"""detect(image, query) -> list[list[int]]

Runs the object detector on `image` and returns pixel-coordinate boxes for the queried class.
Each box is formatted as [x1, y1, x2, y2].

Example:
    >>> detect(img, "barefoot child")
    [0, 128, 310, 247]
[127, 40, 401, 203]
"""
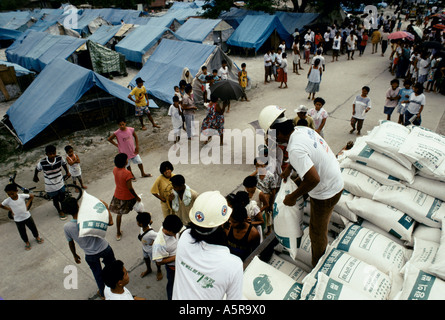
[350, 86, 372, 136]
[278, 53, 288, 89]
[238, 63, 249, 101]
[64, 145, 87, 189]
[383, 79, 400, 121]
[168, 96, 183, 145]
[136, 212, 163, 280]
[1, 184, 43, 250]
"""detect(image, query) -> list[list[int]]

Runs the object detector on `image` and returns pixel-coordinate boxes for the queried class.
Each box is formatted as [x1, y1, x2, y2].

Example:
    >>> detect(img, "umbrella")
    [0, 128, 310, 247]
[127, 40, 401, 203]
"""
[421, 41, 444, 50]
[411, 26, 423, 38]
[388, 31, 415, 41]
[210, 79, 244, 101]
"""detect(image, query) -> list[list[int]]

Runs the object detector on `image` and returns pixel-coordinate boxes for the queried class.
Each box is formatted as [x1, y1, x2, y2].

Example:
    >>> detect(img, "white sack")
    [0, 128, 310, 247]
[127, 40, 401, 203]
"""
[78, 191, 110, 238]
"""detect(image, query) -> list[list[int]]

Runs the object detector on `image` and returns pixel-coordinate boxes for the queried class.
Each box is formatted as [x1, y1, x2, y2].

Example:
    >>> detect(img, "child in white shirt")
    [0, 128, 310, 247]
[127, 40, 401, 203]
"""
[1, 184, 43, 250]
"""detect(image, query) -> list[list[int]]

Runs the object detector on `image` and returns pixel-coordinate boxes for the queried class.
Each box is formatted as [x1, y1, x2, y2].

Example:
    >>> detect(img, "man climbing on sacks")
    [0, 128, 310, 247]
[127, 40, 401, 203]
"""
[258, 105, 344, 267]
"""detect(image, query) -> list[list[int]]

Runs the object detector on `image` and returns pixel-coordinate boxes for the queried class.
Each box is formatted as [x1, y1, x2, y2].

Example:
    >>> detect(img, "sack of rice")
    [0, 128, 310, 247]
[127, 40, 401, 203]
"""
[358, 219, 407, 247]
[398, 126, 445, 180]
[273, 179, 305, 259]
[267, 253, 308, 283]
[344, 137, 416, 183]
[405, 175, 445, 202]
[394, 263, 445, 300]
[243, 256, 303, 300]
[346, 197, 415, 242]
[365, 120, 413, 169]
[312, 272, 377, 300]
[412, 224, 441, 244]
[332, 223, 411, 275]
[340, 167, 381, 199]
[372, 185, 444, 228]
[339, 158, 404, 187]
[334, 190, 358, 223]
[78, 191, 110, 238]
[301, 246, 393, 300]
[427, 219, 445, 280]
[407, 238, 439, 271]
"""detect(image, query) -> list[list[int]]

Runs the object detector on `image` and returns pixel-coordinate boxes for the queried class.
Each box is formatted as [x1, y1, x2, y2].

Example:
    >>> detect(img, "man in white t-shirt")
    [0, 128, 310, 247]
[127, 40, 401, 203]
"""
[173, 191, 243, 300]
[259, 106, 343, 267]
[217, 60, 229, 80]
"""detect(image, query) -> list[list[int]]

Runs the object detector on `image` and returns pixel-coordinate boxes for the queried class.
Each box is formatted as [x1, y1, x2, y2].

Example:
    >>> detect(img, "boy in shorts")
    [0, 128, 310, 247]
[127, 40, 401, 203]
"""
[33, 145, 71, 220]
[64, 145, 87, 189]
[108, 118, 152, 179]
[128, 77, 160, 130]
[350, 86, 371, 136]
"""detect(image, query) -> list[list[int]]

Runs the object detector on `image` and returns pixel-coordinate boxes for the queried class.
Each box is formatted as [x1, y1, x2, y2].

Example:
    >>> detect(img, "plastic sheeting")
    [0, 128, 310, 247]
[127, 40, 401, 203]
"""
[129, 39, 238, 105]
[0, 60, 35, 77]
[226, 14, 291, 51]
[175, 18, 226, 44]
[5, 30, 86, 72]
[115, 25, 183, 63]
[6, 59, 157, 145]
[87, 24, 122, 45]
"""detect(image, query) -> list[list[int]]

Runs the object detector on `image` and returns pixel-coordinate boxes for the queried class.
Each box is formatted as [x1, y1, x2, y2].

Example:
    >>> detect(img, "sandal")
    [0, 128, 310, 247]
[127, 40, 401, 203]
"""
[36, 237, 44, 244]
[25, 243, 31, 251]
[116, 232, 123, 241]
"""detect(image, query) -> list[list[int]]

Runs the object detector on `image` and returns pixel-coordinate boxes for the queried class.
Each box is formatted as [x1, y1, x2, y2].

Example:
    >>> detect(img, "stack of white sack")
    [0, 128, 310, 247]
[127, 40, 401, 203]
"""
[338, 122, 445, 245]
[394, 219, 445, 300]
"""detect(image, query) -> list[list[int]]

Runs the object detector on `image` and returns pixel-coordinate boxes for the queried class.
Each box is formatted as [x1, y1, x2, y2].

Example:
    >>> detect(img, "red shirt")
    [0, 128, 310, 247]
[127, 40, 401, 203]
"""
[113, 167, 134, 200]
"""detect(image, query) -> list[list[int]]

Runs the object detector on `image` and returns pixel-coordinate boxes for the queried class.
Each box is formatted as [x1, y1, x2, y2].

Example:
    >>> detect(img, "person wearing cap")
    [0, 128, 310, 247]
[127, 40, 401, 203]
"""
[128, 77, 160, 131]
[258, 105, 343, 267]
[172, 191, 243, 300]
[293, 105, 315, 129]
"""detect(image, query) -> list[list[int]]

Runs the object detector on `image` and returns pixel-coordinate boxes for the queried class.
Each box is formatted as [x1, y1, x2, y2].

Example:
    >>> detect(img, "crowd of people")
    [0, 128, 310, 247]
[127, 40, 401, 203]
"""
[1, 2, 444, 301]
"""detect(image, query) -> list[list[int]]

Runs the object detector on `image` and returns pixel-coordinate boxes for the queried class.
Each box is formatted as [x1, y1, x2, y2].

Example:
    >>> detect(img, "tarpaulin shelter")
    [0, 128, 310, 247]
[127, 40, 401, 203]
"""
[115, 24, 183, 64]
[4, 59, 158, 146]
[226, 14, 292, 52]
[175, 18, 234, 45]
[0, 28, 23, 41]
[274, 11, 319, 34]
[129, 38, 238, 106]
[5, 30, 86, 72]
[87, 24, 122, 46]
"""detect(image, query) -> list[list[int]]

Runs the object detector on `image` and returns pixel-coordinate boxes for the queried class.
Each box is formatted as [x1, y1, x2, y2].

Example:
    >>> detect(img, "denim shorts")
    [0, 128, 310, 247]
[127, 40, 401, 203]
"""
[47, 186, 65, 199]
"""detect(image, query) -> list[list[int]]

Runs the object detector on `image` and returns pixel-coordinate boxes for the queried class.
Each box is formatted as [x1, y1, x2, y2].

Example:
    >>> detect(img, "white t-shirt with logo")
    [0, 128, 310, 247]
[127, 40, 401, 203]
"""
[352, 95, 372, 120]
[172, 229, 243, 300]
[2, 194, 31, 222]
[287, 126, 344, 200]
[104, 286, 134, 300]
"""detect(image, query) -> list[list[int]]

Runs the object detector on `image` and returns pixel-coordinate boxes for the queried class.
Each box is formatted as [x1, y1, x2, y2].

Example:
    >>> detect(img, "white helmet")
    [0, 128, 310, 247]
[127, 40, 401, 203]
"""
[258, 105, 287, 132]
[189, 191, 232, 228]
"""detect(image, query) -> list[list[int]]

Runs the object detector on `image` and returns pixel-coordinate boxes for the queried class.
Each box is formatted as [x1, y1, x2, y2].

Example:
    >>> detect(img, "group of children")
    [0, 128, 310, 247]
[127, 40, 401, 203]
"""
[264, 45, 289, 88]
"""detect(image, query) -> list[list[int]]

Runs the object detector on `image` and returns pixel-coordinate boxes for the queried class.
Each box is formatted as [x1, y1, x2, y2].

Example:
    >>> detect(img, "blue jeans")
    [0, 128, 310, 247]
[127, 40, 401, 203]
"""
[85, 245, 116, 297]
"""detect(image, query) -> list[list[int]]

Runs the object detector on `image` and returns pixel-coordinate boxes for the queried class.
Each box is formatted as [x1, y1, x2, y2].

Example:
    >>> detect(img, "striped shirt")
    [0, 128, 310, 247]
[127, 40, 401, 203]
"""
[36, 156, 66, 192]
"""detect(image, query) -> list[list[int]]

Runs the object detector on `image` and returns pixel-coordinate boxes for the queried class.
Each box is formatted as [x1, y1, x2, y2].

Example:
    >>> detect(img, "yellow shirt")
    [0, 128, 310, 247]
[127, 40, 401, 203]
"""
[130, 86, 147, 107]
[151, 174, 174, 209]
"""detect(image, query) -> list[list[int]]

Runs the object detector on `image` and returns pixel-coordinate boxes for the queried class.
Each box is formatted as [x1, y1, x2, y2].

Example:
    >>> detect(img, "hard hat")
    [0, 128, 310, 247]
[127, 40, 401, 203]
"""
[258, 105, 287, 132]
[189, 191, 232, 228]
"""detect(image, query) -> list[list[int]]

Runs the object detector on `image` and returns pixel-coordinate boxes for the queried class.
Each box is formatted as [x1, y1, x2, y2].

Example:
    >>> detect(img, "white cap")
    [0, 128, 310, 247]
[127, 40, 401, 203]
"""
[295, 105, 308, 113]
[189, 191, 232, 228]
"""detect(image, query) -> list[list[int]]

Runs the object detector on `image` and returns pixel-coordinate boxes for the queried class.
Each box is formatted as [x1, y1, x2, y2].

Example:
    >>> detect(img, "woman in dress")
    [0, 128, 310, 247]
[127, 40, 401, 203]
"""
[201, 94, 225, 145]
[305, 58, 322, 100]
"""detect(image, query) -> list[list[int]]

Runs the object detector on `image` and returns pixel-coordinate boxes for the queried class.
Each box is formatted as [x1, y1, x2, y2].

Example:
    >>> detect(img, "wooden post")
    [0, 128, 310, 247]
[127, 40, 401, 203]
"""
[0, 76, 10, 101]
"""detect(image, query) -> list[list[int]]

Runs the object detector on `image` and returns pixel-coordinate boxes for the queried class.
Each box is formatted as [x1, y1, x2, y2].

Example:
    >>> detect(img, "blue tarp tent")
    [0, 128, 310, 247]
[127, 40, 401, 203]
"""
[5, 30, 86, 72]
[5, 59, 158, 145]
[175, 18, 223, 44]
[0, 27, 23, 40]
[129, 38, 238, 105]
[226, 14, 292, 52]
[87, 24, 122, 45]
[274, 11, 319, 34]
[115, 24, 183, 63]
[218, 7, 265, 29]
